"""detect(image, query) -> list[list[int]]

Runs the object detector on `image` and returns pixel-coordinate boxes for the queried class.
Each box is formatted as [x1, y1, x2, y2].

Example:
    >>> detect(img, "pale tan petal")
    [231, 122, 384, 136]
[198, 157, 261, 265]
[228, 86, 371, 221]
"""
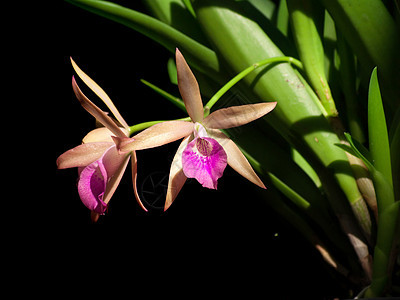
[210, 129, 266, 189]
[131, 152, 148, 211]
[176, 48, 204, 122]
[70, 57, 129, 130]
[83, 127, 129, 144]
[102, 147, 131, 205]
[114, 121, 194, 153]
[203, 102, 277, 130]
[164, 136, 191, 211]
[72, 77, 127, 138]
[56, 142, 114, 169]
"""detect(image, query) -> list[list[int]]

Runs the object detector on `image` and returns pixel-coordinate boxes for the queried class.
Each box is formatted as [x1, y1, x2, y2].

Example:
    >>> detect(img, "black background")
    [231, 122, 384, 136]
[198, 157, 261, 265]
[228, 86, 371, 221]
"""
[55, 2, 351, 298]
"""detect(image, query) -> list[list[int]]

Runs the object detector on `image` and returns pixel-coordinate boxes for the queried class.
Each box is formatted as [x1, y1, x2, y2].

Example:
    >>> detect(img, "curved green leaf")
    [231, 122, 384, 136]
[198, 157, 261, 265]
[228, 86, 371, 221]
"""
[65, 0, 224, 82]
[142, 0, 209, 46]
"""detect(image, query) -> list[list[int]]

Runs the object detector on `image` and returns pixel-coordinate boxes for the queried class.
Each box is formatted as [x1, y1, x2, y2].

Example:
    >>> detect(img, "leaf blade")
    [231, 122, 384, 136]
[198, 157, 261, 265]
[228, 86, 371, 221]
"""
[65, 0, 224, 82]
[368, 67, 393, 187]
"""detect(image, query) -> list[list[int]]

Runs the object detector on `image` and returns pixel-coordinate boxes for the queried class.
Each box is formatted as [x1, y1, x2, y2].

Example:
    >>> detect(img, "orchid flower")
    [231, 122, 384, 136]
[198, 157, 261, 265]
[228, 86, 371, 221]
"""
[56, 58, 146, 221]
[114, 49, 276, 210]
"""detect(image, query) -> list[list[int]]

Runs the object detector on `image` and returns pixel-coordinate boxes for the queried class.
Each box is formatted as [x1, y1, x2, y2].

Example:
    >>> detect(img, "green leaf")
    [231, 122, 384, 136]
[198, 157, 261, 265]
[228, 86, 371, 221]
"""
[167, 58, 178, 85]
[276, 0, 290, 36]
[182, 0, 196, 18]
[336, 30, 366, 144]
[287, 0, 337, 116]
[246, 0, 277, 21]
[142, 0, 209, 45]
[319, 0, 400, 113]
[364, 68, 397, 298]
[65, 0, 224, 82]
[368, 67, 393, 187]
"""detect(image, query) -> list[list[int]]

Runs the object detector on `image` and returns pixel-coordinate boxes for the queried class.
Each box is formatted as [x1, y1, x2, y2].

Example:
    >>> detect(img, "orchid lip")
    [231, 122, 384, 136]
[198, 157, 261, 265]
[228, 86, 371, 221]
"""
[78, 159, 108, 214]
[196, 138, 212, 156]
[182, 136, 227, 189]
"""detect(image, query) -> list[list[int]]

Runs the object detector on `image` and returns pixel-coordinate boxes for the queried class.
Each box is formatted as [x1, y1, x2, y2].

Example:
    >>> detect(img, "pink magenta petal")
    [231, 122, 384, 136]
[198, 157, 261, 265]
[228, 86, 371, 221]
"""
[182, 137, 227, 189]
[78, 159, 108, 214]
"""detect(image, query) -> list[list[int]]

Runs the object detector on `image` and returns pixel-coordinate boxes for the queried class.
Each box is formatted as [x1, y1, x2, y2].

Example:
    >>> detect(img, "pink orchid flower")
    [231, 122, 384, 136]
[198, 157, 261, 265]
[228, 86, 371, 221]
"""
[57, 58, 146, 221]
[114, 49, 276, 211]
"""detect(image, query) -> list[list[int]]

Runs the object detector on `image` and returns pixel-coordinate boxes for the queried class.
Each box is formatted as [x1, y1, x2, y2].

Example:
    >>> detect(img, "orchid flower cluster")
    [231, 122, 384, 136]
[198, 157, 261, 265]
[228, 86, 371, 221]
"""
[57, 49, 276, 221]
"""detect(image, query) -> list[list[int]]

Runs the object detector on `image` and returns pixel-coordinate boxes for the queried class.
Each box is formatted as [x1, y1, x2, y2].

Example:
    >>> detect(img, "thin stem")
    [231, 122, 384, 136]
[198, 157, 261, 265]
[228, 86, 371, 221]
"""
[141, 79, 186, 112]
[204, 56, 303, 110]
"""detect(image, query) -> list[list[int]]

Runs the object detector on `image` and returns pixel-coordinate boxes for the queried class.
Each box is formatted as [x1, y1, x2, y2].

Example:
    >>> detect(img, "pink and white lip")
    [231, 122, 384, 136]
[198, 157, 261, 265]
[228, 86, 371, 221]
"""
[182, 123, 227, 190]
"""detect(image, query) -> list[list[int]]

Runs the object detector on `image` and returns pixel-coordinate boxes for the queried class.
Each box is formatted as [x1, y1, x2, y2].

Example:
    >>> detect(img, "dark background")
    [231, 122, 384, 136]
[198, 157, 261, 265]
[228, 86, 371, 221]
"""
[56, 2, 351, 298]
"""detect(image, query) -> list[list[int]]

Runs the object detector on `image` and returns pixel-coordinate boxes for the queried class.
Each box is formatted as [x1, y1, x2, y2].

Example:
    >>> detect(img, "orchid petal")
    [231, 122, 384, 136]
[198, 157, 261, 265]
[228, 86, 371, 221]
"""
[72, 76, 127, 138]
[131, 151, 148, 211]
[176, 48, 204, 122]
[165, 136, 190, 211]
[114, 121, 194, 152]
[78, 158, 108, 214]
[182, 137, 227, 189]
[83, 127, 129, 144]
[56, 142, 114, 169]
[102, 146, 131, 205]
[203, 102, 277, 130]
[71, 57, 129, 130]
[210, 129, 266, 189]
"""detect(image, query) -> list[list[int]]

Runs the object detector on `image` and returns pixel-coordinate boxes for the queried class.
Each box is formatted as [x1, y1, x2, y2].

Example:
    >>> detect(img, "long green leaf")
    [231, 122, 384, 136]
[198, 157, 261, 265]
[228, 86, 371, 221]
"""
[167, 58, 178, 85]
[65, 0, 224, 83]
[141, 0, 209, 46]
[319, 0, 400, 113]
[276, 0, 290, 36]
[336, 30, 366, 144]
[368, 67, 393, 191]
[318, 0, 399, 78]
[365, 68, 397, 297]
[287, 0, 337, 116]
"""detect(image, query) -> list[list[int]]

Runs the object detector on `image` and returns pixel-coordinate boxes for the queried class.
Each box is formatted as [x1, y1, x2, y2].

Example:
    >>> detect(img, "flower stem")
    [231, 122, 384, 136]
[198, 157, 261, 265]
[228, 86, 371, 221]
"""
[204, 56, 303, 110]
